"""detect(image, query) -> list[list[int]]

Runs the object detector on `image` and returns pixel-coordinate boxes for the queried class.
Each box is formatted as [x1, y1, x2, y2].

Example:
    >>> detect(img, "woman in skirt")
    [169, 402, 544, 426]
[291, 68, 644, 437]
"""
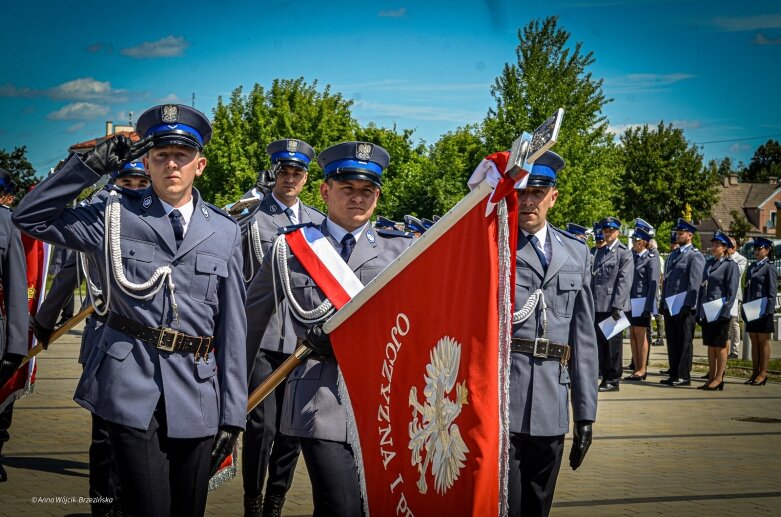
[742, 237, 777, 386]
[696, 231, 739, 391]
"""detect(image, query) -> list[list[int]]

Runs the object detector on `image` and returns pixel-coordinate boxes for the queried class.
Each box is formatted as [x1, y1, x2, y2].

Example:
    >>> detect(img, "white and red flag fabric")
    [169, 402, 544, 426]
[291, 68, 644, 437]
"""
[325, 151, 523, 516]
[0, 235, 51, 411]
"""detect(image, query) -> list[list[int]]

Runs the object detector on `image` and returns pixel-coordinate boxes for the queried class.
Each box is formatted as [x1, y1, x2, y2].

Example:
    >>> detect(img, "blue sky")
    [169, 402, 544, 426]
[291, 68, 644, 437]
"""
[1, 0, 779, 177]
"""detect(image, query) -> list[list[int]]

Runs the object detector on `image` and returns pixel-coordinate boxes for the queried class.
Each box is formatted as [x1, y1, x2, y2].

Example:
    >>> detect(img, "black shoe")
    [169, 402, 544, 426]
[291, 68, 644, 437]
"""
[751, 376, 768, 386]
[262, 494, 285, 517]
[728, 353, 738, 359]
[659, 369, 670, 375]
[0, 460, 6, 482]
[624, 373, 647, 381]
[652, 339, 664, 346]
[659, 378, 673, 385]
[244, 495, 262, 517]
[670, 378, 691, 387]
[698, 372, 710, 379]
[702, 381, 725, 391]
[599, 383, 619, 392]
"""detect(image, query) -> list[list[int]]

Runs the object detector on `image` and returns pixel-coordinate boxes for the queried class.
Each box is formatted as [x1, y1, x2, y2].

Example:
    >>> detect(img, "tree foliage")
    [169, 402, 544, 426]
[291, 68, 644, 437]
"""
[483, 16, 618, 228]
[729, 209, 751, 246]
[428, 125, 487, 216]
[0, 146, 37, 205]
[744, 139, 781, 183]
[617, 122, 719, 228]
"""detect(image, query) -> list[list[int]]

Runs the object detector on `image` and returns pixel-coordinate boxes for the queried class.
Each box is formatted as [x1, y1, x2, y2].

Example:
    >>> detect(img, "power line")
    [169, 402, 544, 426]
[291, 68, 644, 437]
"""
[694, 133, 781, 145]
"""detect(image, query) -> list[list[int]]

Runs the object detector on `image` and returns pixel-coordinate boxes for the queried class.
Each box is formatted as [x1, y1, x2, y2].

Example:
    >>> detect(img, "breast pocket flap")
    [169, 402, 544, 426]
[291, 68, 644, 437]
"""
[195, 253, 229, 277]
[558, 272, 582, 291]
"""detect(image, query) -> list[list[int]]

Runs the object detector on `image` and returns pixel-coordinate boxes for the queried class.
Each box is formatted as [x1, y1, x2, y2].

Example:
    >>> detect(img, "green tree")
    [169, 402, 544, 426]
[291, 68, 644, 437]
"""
[428, 125, 487, 215]
[200, 78, 358, 208]
[617, 122, 718, 228]
[744, 139, 781, 183]
[483, 16, 619, 227]
[729, 209, 751, 246]
[0, 146, 37, 205]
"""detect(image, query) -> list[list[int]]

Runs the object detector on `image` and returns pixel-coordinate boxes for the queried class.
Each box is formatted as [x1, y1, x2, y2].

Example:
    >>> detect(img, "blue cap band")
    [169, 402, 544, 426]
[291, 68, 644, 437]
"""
[324, 159, 383, 177]
[0, 178, 8, 189]
[530, 163, 556, 180]
[271, 151, 311, 165]
[146, 123, 204, 145]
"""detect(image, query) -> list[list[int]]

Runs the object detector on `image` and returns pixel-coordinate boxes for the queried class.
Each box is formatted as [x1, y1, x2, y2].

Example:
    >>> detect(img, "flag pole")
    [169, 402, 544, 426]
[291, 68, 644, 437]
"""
[246, 344, 312, 413]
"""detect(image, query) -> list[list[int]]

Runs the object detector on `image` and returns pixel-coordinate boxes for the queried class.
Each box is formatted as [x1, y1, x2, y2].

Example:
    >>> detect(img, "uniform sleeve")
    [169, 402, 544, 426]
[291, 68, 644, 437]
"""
[767, 265, 778, 316]
[646, 256, 660, 314]
[612, 247, 634, 311]
[720, 262, 739, 320]
[214, 223, 248, 430]
[684, 253, 706, 309]
[11, 153, 104, 252]
[35, 247, 80, 329]
[3, 223, 29, 356]
[569, 245, 598, 424]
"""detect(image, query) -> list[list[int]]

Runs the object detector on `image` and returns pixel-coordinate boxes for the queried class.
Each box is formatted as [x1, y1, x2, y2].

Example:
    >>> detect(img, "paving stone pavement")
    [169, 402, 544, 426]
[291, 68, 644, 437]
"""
[1, 323, 779, 516]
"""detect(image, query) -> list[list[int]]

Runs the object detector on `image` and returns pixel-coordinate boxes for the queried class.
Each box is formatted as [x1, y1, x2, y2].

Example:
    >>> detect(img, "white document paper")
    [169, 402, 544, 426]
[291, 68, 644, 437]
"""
[730, 299, 739, 318]
[630, 297, 647, 317]
[665, 292, 687, 316]
[702, 297, 725, 323]
[598, 312, 631, 339]
[742, 298, 768, 322]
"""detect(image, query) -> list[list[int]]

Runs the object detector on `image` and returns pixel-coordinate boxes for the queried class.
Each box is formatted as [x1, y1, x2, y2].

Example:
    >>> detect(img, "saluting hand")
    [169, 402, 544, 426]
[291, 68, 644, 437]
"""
[81, 135, 154, 175]
[569, 420, 593, 470]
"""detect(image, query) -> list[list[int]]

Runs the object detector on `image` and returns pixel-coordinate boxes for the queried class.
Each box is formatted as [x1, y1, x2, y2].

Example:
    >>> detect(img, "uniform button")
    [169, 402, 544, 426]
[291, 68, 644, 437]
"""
[570, 281, 575, 287]
[129, 249, 135, 256]
[213, 265, 217, 271]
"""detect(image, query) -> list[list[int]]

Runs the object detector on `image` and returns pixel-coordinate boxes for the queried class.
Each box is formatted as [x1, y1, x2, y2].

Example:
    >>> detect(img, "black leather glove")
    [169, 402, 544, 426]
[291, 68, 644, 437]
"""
[0, 353, 25, 386]
[679, 306, 691, 317]
[255, 168, 277, 195]
[209, 425, 241, 477]
[81, 135, 153, 175]
[569, 420, 593, 471]
[31, 316, 54, 350]
[611, 309, 622, 321]
[305, 325, 333, 356]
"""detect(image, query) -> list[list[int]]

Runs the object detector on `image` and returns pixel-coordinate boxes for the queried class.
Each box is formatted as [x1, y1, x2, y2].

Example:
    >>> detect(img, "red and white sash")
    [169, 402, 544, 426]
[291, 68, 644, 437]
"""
[284, 226, 363, 308]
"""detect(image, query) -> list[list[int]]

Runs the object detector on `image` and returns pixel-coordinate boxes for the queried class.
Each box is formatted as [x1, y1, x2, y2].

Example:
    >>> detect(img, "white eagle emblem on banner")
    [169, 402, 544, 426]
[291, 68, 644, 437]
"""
[408, 336, 469, 495]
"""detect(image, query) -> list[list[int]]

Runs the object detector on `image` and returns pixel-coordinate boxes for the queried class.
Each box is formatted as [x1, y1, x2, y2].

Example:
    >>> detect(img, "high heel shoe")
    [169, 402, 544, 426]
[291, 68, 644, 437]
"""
[751, 376, 768, 386]
[701, 381, 724, 391]
[744, 375, 757, 385]
[624, 373, 647, 381]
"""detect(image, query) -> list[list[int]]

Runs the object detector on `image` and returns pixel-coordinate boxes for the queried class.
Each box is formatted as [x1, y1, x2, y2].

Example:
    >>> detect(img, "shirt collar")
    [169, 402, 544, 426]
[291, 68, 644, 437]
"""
[326, 218, 369, 245]
[271, 192, 300, 217]
[159, 196, 194, 224]
[679, 243, 692, 253]
[522, 225, 548, 249]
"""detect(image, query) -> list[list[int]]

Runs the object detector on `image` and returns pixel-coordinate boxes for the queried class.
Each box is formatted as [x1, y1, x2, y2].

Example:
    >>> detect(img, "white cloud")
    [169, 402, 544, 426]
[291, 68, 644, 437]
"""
[707, 14, 781, 32]
[753, 32, 781, 45]
[336, 79, 488, 93]
[378, 7, 407, 17]
[730, 143, 752, 154]
[67, 122, 86, 133]
[608, 123, 645, 136]
[671, 119, 702, 130]
[121, 36, 190, 58]
[352, 100, 483, 123]
[157, 93, 181, 103]
[49, 77, 127, 102]
[605, 73, 696, 94]
[47, 102, 109, 121]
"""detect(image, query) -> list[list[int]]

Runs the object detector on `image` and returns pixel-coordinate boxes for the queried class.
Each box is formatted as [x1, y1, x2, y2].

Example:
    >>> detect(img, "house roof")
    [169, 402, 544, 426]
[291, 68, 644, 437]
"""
[69, 131, 140, 151]
[704, 182, 781, 233]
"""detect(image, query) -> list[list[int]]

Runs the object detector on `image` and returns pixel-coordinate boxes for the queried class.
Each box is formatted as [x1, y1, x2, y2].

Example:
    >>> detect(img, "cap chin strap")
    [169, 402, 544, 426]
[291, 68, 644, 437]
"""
[102, 190, 180, 322]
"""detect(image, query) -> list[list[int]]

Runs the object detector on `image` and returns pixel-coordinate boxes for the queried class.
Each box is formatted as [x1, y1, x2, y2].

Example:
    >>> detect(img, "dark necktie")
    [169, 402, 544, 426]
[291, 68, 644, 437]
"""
[340, 233, 356, 263]
[528, 234, 547, 271]
[169, 209, 184, 249]
[284, 207, 297, 225]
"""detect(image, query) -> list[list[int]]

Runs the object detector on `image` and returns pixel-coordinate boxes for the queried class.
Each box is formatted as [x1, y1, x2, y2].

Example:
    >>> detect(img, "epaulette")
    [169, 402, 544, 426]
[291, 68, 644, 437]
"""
[649, 251, 656, 258]
[376, 228, 414, 239]
[305, 204, 326, 218]
[617, 241, 628, 249]
[552, 225, 584, 244]
[277, 222, 317, 235]
[203, 201, 236, 222]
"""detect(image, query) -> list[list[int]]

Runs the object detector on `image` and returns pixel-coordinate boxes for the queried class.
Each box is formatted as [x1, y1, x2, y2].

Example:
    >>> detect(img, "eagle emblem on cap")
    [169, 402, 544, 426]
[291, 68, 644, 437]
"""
[286, 140, 299, 153]
[356, 143, 373, 161]
[161, 105, 179, 123]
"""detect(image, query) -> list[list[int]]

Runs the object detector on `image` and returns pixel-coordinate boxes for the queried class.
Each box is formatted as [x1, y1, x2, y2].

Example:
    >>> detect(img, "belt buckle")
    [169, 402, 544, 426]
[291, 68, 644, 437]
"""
[157, 328, 180, 352]
[533, 338, 550, 359]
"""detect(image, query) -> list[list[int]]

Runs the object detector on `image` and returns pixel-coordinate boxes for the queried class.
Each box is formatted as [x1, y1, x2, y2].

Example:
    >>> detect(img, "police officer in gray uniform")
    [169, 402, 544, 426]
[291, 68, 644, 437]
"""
[32, 161, 150, 515]
[625, 223, 660, 381]
[0, 168, 28, 484]
[13, 104, 247, 517]
[591, 216, 633, 392]
[660, 218, 705, 386]
[242, 139, 324, 517]
[509, 151, 597, 516]
[245, 141, 413, 517]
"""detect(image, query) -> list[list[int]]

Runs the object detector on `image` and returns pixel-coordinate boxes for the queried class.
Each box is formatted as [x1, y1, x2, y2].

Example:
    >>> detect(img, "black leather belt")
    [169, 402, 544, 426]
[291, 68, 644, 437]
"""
[511, 338, 570, 363]
[107, 312, 213, 357]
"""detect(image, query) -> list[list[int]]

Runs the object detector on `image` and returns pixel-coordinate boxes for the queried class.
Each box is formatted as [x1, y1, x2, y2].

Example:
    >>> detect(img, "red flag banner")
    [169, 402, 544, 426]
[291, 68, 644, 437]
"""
[327, 175, 519, 516]
[0, 236, 51, 410]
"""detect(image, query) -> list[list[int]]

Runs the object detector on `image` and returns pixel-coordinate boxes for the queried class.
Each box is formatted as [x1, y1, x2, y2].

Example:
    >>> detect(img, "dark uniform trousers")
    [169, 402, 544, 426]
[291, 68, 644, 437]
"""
[595, 311, 623, 383]
[0, 403, 13, 447]
[664, 310, 695, 380]
[507, 433, 565, 517]
[300, 438, 363, 517]
[107, 400, 213, 517]
[243, 349, 301, 499]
